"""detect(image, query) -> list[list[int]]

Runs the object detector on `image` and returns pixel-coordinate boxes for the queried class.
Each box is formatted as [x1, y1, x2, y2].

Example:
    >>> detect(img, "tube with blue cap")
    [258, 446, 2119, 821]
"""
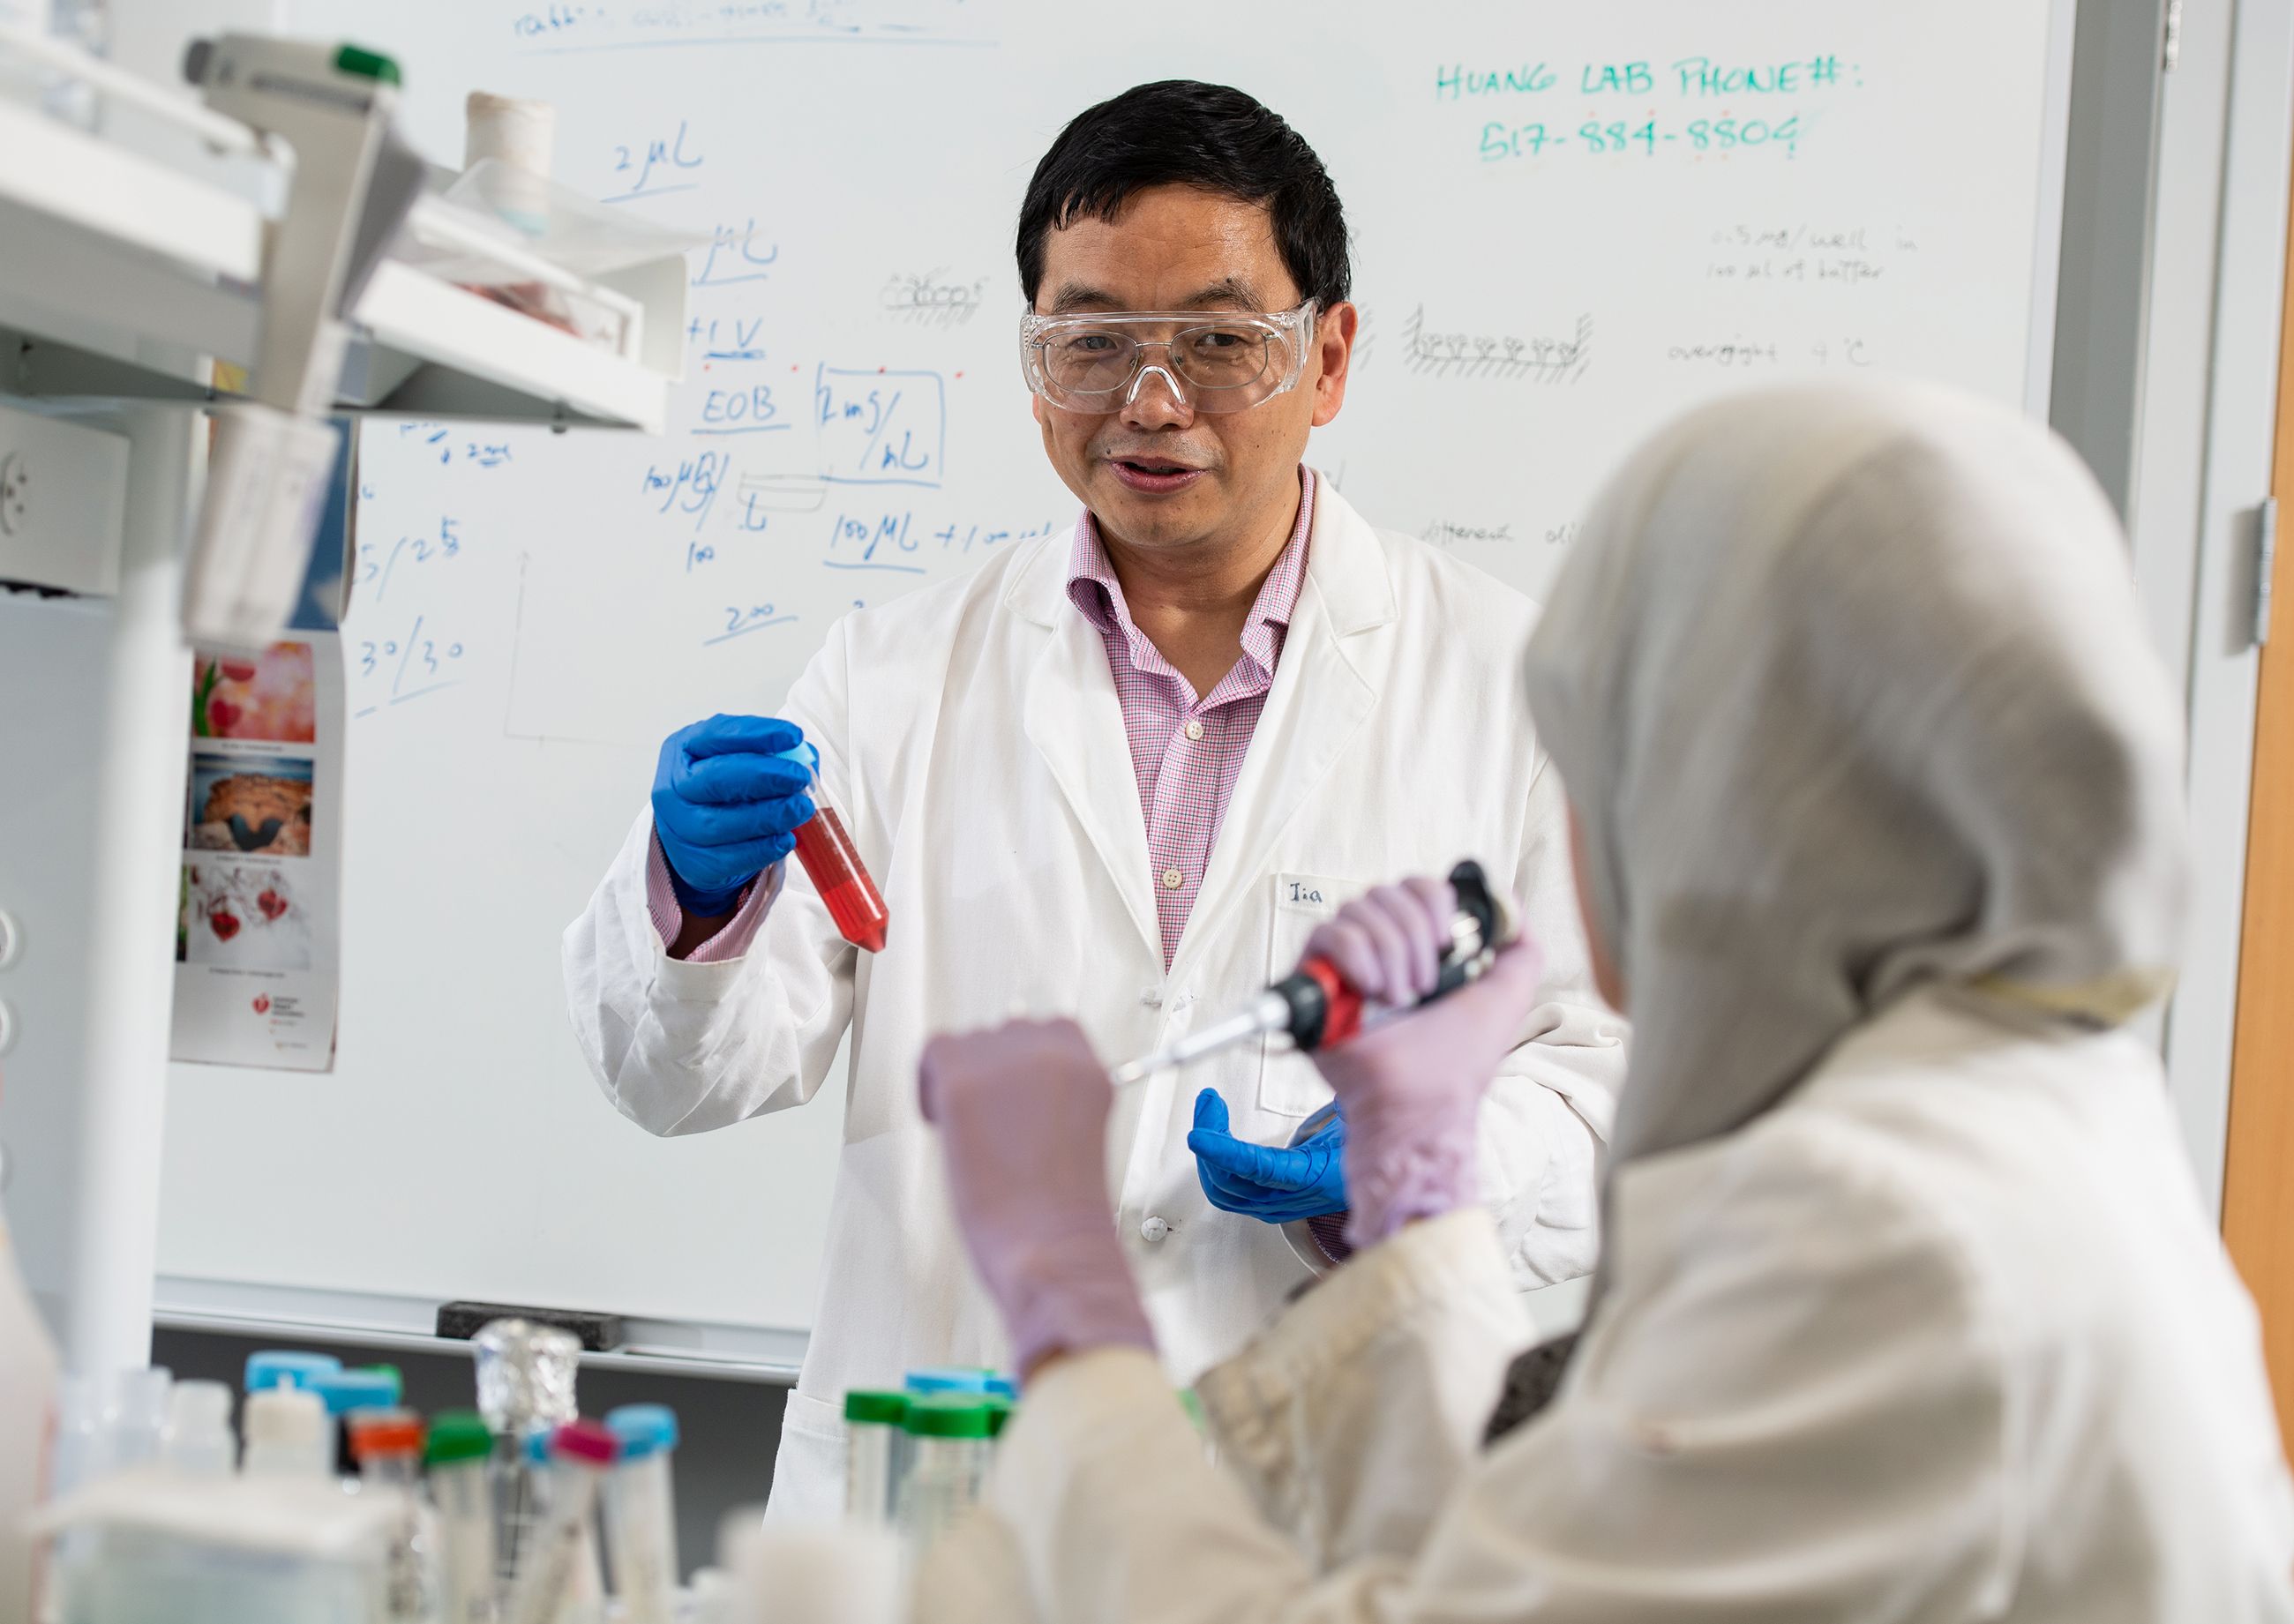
[602, 1404, 679, 1624]
[243, 1349, 342, 1393]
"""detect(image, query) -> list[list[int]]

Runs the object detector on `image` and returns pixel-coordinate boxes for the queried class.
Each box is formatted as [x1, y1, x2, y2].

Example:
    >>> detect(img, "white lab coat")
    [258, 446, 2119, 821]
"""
[933, 986, 2294, 1622]
[563, 478, 1627, 1518]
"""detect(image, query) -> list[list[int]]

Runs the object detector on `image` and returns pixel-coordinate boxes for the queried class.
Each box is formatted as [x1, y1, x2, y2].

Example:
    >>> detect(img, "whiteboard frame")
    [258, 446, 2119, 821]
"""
[138, 2, 2103, 1365]
[153, 1272, 807, 1383]
[2024, 0, 2083, 416]
[2154, 0, 2294, 1219]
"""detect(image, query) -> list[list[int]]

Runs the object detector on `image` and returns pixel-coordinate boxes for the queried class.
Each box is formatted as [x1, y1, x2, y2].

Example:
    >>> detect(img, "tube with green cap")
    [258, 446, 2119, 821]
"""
[896, 1395, 993, 1555]
[425, 1410, 494, 1624]
[843, 1390, 908, 1527]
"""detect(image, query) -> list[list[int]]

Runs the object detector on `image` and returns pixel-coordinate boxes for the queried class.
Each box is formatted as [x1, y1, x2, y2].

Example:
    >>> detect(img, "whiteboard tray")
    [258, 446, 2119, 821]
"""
[0, 96, 676, 430]
[154, 1275, 806, 1384]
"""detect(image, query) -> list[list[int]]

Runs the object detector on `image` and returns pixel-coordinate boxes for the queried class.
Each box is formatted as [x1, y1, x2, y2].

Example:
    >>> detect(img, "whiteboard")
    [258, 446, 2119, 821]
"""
[154, 0, 2075, 1351]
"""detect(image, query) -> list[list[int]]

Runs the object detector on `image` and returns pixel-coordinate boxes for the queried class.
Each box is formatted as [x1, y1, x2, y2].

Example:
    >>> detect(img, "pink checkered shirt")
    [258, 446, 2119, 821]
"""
[649, 469, 1316, 966]
[1068, 468, 1314, 968]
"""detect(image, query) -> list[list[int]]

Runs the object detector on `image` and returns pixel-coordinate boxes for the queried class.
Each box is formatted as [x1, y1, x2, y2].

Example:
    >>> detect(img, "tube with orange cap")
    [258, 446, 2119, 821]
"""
[348, 1409, 442, 1624]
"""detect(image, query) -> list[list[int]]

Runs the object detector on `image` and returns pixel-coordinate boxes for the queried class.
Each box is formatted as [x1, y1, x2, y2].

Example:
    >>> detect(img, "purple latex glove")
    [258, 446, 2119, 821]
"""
[1305, 879, 1547, 1248]
[917, 1020, 1156, 1380]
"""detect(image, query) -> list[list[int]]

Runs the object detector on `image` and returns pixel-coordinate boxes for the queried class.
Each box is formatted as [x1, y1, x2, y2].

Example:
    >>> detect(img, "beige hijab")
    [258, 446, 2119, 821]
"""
[1520, 381, 2190, 1178]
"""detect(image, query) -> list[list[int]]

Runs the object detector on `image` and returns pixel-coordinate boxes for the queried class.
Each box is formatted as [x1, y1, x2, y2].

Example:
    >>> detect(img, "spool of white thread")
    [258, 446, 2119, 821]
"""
[464, 92, 556, 232]
[465, 91, 556, 175]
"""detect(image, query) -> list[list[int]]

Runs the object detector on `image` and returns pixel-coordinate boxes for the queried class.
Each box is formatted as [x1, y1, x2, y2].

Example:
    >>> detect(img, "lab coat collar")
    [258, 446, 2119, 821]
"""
[1013, 472, 1398, 975]
[1004, 468, 1393, 633]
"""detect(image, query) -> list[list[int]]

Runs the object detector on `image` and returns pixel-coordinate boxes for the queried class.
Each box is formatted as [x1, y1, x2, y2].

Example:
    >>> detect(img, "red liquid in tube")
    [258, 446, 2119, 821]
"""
[792, 805, 889, 952]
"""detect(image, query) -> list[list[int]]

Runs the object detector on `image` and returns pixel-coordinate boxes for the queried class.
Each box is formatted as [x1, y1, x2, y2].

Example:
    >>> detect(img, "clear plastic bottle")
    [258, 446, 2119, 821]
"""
[104, 1366, 174, 1471]
[894, 1396, 993, 1557]
[842, 1392, 906, 1527]
[162, 1380, 236, 1476]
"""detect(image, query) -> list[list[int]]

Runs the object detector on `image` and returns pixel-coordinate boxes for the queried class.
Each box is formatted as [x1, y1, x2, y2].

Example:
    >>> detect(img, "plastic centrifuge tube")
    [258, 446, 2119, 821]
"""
[896, 1396, 993, 1557]
[424, 1411, 497, 1624]
[842, 1391, 906, 1527]
[349, 1409, 443, 1624]
[602, 1405, 679, 1624]
[777, 743, 888, 952]
[503, 1421, 618, 1624]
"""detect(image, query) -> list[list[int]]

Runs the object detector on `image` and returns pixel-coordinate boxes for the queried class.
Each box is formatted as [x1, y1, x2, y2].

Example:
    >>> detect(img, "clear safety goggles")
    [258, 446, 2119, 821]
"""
[1018, 301, 1320, 415]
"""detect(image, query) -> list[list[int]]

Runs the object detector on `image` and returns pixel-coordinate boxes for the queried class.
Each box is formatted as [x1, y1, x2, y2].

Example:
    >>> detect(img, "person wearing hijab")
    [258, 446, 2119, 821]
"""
[909, 381, 2294, 1620]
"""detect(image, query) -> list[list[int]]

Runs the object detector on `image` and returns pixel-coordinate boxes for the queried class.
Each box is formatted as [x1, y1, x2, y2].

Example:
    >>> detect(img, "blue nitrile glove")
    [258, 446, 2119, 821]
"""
[1188, 1089, 1348, 1224]
[651, 715, 817, 917]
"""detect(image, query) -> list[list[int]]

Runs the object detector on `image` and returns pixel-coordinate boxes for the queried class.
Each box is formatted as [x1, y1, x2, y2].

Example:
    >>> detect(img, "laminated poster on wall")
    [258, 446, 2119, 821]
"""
[169, 424, 354, 1071]
[169, 634, 345, 1069]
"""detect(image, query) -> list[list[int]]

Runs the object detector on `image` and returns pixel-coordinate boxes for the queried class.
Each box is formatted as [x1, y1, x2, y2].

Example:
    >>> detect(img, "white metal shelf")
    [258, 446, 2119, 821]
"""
[0, 95, 678, 431]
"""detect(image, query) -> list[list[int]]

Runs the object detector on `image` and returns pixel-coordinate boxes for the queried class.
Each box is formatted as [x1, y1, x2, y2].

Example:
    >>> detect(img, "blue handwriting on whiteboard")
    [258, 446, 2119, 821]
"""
[641, 453, 726, 531]
[690, 314, 767, 361]
[815, 367, 947, 488]
[707, 603, 798, 646]
[693, 221, 780, 287]
[394, 422, 514, 468]
[352, 615, 466, 717]
[357, 516, 462, 604]
[824, 511, 922, 573]
[604, 119, 705, 204]
[822, 512, 1060, 573]
[512, 3, 596, 39]
[693, 383, 787, 436]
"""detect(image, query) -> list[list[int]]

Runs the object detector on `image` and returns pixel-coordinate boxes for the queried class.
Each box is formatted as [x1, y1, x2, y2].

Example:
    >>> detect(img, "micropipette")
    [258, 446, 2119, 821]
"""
[1110, 860, 1514, 1088]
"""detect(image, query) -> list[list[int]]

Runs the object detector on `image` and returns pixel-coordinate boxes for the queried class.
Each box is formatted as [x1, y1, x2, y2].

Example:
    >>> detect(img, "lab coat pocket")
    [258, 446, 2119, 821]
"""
[1259, 873, 1366, 1118]
[766, 1389, 848, 1523]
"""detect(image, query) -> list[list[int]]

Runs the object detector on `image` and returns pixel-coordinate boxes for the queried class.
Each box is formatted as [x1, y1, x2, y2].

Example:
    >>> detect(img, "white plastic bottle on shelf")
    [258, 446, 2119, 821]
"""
[162, 1381, 237, 1478]
[0, 1140, 61, 1624]
[242, 1387, 331, 1480]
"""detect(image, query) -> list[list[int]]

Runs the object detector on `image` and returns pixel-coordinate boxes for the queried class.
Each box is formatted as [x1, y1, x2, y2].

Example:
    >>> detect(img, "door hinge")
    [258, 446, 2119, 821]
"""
[2164, 0, 2185, 71]
[2255, 497, 2280, 648]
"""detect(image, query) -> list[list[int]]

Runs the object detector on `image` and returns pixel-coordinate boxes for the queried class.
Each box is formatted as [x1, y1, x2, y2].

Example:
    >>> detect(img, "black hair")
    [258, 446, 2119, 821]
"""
[1016, 80, 1351, 310]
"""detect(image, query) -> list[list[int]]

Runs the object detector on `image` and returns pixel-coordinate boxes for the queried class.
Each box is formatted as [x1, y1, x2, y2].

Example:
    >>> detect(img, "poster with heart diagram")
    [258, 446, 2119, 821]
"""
[171, 635, 344, 1070]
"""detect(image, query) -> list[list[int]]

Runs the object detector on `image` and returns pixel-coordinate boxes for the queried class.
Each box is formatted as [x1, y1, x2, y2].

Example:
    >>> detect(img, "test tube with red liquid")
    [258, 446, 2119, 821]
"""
[781, 743, 889, 952]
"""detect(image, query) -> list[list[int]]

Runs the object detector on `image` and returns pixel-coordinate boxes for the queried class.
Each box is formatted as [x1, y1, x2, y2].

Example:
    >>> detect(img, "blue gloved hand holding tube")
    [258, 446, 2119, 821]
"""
[651, 714, 817, 917]
[1188, 1089, 1348, 1223]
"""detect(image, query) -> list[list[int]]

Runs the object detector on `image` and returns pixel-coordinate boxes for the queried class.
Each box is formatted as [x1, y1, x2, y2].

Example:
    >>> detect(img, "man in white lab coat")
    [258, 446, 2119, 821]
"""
[563, 79, 1623, 1517]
